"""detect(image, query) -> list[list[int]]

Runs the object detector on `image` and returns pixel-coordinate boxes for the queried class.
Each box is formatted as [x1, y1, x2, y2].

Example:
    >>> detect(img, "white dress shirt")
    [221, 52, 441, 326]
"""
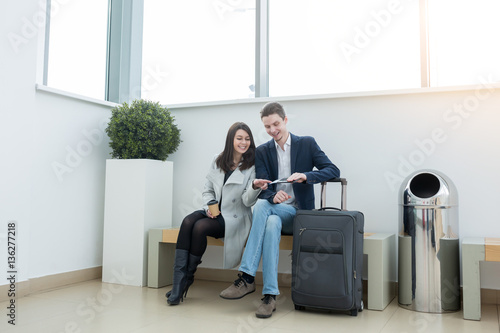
[275, 134, 296, 206]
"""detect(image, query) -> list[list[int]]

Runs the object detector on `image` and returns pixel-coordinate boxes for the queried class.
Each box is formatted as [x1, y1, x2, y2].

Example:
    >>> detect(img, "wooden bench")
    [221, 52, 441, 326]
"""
[148, 228, 396, 310]
[148, 229, 396, 310]
[462, 237, 500, 320]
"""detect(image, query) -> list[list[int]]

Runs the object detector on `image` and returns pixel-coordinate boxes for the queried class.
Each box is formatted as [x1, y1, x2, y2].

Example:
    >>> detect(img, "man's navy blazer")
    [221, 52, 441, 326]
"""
[255, 133, 340, 210]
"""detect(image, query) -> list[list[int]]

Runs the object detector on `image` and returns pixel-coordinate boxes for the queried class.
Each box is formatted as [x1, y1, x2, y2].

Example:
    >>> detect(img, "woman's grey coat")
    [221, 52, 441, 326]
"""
[202, 156, 261, 269]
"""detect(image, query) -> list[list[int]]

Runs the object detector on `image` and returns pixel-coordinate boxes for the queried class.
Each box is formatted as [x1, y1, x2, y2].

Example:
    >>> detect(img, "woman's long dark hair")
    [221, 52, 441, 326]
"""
[216, 122, 256, 173]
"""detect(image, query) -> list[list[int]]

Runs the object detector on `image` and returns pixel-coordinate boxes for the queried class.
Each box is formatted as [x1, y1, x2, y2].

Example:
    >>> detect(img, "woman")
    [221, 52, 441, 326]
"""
[167, 122, 270, 305]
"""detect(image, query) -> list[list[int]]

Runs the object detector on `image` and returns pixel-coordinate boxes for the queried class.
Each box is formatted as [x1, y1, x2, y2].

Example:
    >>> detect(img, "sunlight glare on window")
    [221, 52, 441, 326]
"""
[428, 0, 500, 87]
[141, 0, 255, 105]
[46, 0, 108, 100]
[269, 0, 421, 97]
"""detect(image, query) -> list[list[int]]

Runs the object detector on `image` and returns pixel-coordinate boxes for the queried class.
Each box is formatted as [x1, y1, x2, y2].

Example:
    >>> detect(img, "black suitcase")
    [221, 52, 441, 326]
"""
[291, 178, 365, 316]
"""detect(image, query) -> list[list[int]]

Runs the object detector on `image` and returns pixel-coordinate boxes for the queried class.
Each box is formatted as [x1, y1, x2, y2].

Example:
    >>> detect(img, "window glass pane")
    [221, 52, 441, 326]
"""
[269, 0, 421, 97]
[142, 0, 255, 105]
[428, 0, 500, 86]
[47, 0, 108, 100]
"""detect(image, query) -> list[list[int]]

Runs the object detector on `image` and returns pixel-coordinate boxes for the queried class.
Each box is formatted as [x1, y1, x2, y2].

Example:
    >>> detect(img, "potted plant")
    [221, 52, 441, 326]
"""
[105, 99, 181, 161]
[102, 99, 181, 287]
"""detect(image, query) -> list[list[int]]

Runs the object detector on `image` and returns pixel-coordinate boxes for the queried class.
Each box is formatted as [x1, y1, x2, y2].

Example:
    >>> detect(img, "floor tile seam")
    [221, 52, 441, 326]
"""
[7, 281, 104, 303]
[16, 296, 172, 324]
[71, 306, 179, 331]
[127, 321, 165, 333]
[160, 295, 224, 313]
[81, 301, 196, 316]
[258, 309, 300, 332]
[3, 307, 79, 330]
[172, 297, 292, 328]
[15, 295, 81, 314]
[23, 292, 158, 313]
[22, 293, 85, 304]
[152, 304, 210, 317]
[172, 310, 261, 328]
[377, 304, 402, 333]
[23, 280, 104, 297]
[134, 311, 279, 333]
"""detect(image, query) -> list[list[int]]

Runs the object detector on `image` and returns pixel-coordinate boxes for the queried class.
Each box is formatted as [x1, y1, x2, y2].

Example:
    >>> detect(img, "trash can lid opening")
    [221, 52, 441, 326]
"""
[409, 173, 441, 199]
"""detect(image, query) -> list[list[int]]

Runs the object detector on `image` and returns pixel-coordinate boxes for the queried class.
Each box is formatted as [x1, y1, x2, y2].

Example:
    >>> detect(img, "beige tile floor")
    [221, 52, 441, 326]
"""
[1, 279, 499, 333]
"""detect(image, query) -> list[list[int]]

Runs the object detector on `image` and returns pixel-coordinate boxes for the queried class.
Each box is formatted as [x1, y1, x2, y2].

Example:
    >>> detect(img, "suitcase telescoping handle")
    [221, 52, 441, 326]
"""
[320, 178, 347, 211]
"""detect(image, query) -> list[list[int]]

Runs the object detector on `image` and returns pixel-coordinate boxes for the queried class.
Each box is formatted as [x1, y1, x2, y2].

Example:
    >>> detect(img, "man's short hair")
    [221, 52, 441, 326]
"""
[260, 102, 286, 120]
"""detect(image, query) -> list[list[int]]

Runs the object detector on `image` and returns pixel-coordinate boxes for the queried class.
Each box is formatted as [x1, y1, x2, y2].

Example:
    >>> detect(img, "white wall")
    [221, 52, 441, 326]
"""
[1, 0, 499, 289]
[1, 1, 113, 284]
[168, 90, 500, 288]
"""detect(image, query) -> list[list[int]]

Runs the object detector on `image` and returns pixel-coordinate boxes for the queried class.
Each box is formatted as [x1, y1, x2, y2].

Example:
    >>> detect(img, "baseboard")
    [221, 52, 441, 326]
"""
[196, 268, 500, 305]
[0, 266, 102, 302]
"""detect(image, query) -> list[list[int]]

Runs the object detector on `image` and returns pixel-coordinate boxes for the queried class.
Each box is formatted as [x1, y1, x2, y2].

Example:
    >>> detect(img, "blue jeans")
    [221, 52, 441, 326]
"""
[239, 199, 297, 295]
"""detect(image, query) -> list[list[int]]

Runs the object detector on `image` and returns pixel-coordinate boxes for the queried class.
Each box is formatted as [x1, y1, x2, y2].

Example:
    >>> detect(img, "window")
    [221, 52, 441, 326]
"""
[428, 0, 500, 86]
[45, 0, 108, 100]
[43, 0, 500, 105]
[141, 0, 256, 105]
[268, 0, 421, 97]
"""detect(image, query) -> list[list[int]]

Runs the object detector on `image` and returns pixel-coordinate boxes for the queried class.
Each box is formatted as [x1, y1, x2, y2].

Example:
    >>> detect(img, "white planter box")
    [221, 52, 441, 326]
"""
[102, 159, 173, 286]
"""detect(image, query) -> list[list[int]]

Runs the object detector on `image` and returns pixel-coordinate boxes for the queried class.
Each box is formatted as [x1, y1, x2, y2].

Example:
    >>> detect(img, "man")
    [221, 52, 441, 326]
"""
[220, 101, 340, 318]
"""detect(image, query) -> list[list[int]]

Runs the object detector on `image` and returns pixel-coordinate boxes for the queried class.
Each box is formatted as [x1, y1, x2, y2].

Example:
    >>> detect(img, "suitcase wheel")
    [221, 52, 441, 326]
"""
[294, 304, 305, 311]
[350, 301, 364, 316]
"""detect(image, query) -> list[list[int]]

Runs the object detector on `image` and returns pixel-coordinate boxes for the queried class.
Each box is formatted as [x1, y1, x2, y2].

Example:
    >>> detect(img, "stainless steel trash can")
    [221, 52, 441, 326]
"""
[398, 170, 460, 313]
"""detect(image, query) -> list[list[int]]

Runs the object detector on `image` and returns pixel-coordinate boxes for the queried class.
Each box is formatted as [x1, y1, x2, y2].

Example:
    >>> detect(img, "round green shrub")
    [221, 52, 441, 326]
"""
[105, 100, 181, 161]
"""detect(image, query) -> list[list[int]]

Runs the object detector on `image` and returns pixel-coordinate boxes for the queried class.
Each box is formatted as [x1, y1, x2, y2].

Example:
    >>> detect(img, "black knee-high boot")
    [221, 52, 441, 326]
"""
[166, 249, 189, 305]
[184, 254, 202, 297]
[166, 253, 202, 299]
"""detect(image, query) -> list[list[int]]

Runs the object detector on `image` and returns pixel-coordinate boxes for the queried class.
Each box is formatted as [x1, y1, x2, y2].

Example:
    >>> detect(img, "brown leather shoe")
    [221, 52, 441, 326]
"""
[255, 295, 276, 318]
[220, 273, 256, 299]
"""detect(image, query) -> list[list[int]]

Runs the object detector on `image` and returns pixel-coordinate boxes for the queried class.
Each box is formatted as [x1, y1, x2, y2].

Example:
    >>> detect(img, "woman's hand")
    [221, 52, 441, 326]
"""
[253, 179, 272, 190]
[206, 209, 215, 219]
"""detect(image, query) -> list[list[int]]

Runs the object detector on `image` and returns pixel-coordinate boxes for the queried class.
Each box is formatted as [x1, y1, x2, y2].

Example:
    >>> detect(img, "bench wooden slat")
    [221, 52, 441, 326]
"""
[162, 229, 180, 243]
[160, 228, 376, 251]
[485, 237, 500, 262]
[161, 228, 293, 250]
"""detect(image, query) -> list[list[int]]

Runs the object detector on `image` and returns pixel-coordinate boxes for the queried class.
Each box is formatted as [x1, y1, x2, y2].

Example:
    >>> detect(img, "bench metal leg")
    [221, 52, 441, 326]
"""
[148, 229, 175, 288]
[364, 233, 396, 310]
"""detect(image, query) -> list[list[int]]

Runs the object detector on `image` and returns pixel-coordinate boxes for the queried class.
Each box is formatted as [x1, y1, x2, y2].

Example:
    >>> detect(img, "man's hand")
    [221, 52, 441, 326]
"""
[287, 172, 307, 183]
[273, 190, 292, 204]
